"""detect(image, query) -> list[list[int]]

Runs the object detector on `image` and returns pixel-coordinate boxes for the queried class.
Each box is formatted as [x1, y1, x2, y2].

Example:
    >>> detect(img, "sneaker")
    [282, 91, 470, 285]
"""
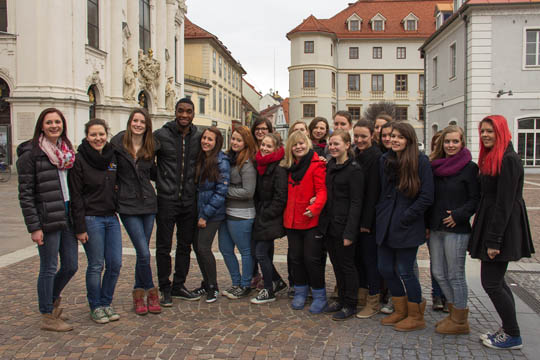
[287, 287, 295, 299]
[251, 288, 276, 304]
[483, 332, 523, 350]
[206, 288, 219, 303]
[103, 306, 120, 321]
[222, 286, 240, 297]
[273, 279, 288, 295]
[432, 296, 444, 311]
[324, 301, 343, 313]
[90, 307, 109, 324]
[226, 286, 251, 300]
[442, 300, 449, 313]
[171, 286, 202, 301]
[332, 306, 357, 321]
[380, 298, 394, 314]
[160, 289, 173, 307]
[480, 327, 504, 341]
[193, 285, 207, 297]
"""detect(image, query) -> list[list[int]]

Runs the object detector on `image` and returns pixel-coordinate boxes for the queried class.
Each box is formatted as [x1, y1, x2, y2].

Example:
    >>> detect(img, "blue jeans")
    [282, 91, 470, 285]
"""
[83, 215, 122, 310]
[37, 227, 79, 314]
[429, 231, 469, 309]
[120, 214, 155, 290]
[378, 245, 422, 303]
[218, 218, 254, 287]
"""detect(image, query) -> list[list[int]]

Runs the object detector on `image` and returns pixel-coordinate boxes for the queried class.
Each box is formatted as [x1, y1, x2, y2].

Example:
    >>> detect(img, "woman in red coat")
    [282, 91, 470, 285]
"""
[281, 130, 327, 313]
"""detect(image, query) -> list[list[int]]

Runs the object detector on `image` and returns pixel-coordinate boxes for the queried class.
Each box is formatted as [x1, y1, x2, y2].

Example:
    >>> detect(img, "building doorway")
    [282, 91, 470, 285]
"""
[0, 78, 11, 164]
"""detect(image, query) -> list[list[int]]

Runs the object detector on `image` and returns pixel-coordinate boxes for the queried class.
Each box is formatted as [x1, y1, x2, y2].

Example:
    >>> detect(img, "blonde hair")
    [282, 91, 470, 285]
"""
[280, 130, 312, 168]
[429, 125, 465, 161]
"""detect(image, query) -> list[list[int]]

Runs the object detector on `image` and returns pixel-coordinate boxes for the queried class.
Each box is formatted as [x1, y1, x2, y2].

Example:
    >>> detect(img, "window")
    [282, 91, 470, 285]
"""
[525, 29, 540, 66]
[419, 74, 425, 93]
[373, 20, 383, 31]
[228, 65, 231, 83]
[219, 57, 222, 77]
[517, 117, 540, 166]
[350, 20, 359, 31]
[348, 74, 360, 91]
[418, 106, 424, 122]
[349, 47, 359, 59]
[0, 0, 6, 32]
[406, 19, 416, 31]
[303, 70, 315, 88]
[213, 88, 216, 111]
[228, 96, 231, 116]
[397, 47, 406, 59]
[373, 47, 382, 59]
[372, 74, 384, 91]
[174, 37, 178, 82]
[330, 44, 333, 56]
[139, 0, 150, 52]
[348, 107, 361, 121]
[303, 104, 315, 118]
[304, 41, 314, 54]
[219, 90, 222, 112]
[224, 94, 227, 115]
[395, 106, 408, 121]
[213, 51, 216, 73]
[450, 43, 457, 78]
[88, 0, 99, 48]
[331, 72, 336, 91]
[433, 57, 438, 87]
[395, 75, 408, 91]
[199, 98, 205, 115]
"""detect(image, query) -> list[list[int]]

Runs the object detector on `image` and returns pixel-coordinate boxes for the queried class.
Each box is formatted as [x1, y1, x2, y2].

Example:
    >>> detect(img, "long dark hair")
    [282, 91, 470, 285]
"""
[123, 108, 155, 160]
[384, 122, 420, 198]
[309, 117, 329, 142]
[379, 121, 394, 153]
[196, 127, 224, 183]
[32, 108, 73, 148]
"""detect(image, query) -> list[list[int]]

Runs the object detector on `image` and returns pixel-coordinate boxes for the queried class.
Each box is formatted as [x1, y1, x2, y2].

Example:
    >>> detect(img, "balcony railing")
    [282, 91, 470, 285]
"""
[370, 90, 385, 99]
[302, 87, 317, 97]
[346, 90, 362, 99]
[185, 74, 211, 88]
[394, 90, 409, 99]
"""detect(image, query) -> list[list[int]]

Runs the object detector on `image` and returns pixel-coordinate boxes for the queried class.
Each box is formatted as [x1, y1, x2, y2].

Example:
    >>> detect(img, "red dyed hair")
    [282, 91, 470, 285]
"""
[478, 115, 511, 176]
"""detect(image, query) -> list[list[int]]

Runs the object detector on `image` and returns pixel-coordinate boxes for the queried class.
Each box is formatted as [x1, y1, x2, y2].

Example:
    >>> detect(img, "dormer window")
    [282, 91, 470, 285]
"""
[370, 13, 387, 32]
[402, 13, 419, 31]
[347, 13, 363, 31]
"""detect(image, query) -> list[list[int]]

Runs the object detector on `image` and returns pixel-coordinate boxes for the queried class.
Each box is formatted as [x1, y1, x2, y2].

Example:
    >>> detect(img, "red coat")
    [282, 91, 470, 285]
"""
[283, 153, 327, 230]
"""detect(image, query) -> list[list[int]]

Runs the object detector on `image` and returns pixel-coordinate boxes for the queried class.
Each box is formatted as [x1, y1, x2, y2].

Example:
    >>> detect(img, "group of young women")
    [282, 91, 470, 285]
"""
[17, 105, 533, 350]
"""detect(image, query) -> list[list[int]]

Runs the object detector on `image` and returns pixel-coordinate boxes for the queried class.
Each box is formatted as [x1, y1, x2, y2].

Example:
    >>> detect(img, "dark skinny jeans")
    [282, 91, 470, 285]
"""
[193, 221, 221, 288]
[326, 234, 359, 307]
[255, 240, 283, 291]
[378, 244, 422, 303]
[358, 232, 381, 295]
[286, 228, 325, 289]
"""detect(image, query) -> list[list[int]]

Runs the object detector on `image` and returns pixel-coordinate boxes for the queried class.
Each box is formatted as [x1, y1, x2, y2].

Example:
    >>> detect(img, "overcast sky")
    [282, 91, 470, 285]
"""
[187, 1, 348, 98]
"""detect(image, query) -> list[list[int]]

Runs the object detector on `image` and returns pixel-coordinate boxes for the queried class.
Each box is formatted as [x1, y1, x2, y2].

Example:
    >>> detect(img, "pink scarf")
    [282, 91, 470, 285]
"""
[38, 134, 75, 170]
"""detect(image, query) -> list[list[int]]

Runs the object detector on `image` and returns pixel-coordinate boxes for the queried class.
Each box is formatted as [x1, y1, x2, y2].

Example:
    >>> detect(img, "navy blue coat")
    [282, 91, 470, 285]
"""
[197, 151, 230, 222]
[376, 152, 434, 248]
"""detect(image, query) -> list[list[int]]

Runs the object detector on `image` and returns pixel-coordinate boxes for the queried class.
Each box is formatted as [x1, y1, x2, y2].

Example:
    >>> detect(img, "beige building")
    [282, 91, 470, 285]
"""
[184, 18, 245, 148]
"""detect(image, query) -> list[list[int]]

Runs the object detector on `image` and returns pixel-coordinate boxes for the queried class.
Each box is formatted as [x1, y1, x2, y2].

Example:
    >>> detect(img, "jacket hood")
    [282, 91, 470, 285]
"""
[17, 140, 33, 157]
[110, 131, 125, 147]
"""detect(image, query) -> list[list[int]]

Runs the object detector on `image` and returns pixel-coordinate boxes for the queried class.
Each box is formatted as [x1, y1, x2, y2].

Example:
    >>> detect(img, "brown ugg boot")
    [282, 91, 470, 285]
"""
[393, 300, 426, 332]
[356, 294, 381, 319]
[435, 302, 453, 327]
[381, 296, 408, 326]
[40, 313, 73, 332]
[52, 297, 68, 321]
[357, 288, 369, 308]
[436, 307, 470, 334]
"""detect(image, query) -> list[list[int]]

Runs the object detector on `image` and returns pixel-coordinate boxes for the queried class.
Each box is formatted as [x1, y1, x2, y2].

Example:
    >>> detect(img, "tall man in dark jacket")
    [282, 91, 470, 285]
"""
[154, 98, 201, 305]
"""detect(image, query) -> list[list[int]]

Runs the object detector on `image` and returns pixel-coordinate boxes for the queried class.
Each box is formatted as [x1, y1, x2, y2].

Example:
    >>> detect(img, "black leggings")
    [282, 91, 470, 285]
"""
[326, 235, 359, 307]
[481, 261, 520, 337]
[287, 228, 325, 289]
[193, 221, 220, 287]
[255, 240, 283, 290]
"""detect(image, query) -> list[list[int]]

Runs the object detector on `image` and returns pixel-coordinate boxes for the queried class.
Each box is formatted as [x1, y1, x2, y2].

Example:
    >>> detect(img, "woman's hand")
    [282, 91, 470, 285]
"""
[487, 248, 500, 259]
[198, 218, 207, 228]
[360, 227, 370, 233]
[77, 232, 88, 244]
[442, 210, 456, 228]
[303, 208, 313, 218]
[309, 197, 316, 205]
[344, 239, 352, 246]
[31, 230, 44, 246]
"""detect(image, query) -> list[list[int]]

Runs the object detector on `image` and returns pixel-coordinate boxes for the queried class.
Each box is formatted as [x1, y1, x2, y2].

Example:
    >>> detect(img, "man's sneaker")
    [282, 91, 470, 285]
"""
[160, 289, 173, 307]
[273, 279, 288, 295]
[432, 296, 444, 311]
[103, 306, 120, 321]
[380, 298, 394, 314]
[171, 286, 202, 301]
[226, 286, 251, 300]
[480, 327, 504, 341]
[90, 307, 109, 324]
[251, 288, 276, 304]
[482, 332, 523, 350]
[206, 288, 219, 303]
[222, 286, 240, 297]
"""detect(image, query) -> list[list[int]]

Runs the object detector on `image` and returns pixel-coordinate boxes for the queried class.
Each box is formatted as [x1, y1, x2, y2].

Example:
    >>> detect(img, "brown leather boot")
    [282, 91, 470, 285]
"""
[357, 288, 369, 308]
[356, 294, 381, 319]
[393, 300, 426, 332]
[381, 296, 408, 326]
[40, 313, 73, 332]
[52, 297, 68, 321]
[436, 307, 470, 334]
[435, 303, 453, 327]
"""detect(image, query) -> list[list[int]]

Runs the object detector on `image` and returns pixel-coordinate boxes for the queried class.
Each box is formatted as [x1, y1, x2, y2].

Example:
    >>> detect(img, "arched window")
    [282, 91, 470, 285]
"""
[517, 117, 540, 167]
[88, 85, 97, 120]
[0, 78, 10, 164]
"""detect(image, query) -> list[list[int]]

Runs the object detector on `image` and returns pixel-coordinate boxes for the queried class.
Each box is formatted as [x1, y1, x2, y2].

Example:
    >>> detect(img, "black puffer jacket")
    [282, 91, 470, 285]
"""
[153, 121, 200, 206]
[111, 131, 158, 215]
[252, 161, 288, 242]
[16, 141, 69, 233]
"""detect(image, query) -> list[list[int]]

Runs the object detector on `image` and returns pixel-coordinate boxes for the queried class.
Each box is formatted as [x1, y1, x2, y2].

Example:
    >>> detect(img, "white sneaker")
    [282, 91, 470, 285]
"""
[380, 298, 394, 314]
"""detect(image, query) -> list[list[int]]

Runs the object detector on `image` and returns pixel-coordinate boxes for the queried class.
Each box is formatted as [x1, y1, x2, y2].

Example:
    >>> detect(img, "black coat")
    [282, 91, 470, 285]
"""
[376, 152, 434, 248]
[252, 161, 288, 242]
[427, 161, 480, 234]
[355, 145, 382, 231]
[111, 131, 158, 215]
[153, 121, 201, 205]
[319, 157, 364, 241]
[16, 141, 69, 233]
[469, 144, 534, 261]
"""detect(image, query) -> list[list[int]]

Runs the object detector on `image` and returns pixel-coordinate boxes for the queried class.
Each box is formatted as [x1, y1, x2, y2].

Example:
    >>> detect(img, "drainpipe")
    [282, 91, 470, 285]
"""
[335, 37, 340, 122]
[422, 49, 427, 151]
[462, 13, 469, 146]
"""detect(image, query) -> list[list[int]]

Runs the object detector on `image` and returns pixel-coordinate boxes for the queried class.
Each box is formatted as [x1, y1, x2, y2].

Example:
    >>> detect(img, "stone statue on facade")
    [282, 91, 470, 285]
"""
[138, 49, 161, 101]
[165, 76, 176, 111]
[123, 58, 137, 101]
